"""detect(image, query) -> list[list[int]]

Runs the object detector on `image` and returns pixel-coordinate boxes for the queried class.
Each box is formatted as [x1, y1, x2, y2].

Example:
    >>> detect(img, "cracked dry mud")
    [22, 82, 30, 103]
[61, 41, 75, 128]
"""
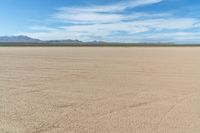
[1, 47, 200, 133]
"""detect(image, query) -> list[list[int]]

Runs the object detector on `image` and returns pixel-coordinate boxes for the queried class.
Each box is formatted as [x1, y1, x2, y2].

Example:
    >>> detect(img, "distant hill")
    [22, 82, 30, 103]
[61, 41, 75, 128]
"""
[45, 39, 83, 44]
[0, 35, 200, 46]
[0, 35, 41, 43]
[0, 35, 84, 44]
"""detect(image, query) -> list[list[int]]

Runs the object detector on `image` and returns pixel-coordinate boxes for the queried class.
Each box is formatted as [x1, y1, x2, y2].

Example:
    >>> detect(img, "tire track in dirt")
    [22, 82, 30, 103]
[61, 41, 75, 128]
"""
[154, 93, 195, 132]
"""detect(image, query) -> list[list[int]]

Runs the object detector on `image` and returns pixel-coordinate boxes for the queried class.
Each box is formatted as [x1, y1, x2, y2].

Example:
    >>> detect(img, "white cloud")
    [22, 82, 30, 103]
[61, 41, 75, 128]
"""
[137, 32, 200, 43]
[19, 18, 198, 42]
[136, 18, 198, 30]
[53, 0, 164, 24]
[29, 26, 58, 32]
[19, 0, 200, 43]
[194, 22, 200, 27]
[57, 0, 163, 13]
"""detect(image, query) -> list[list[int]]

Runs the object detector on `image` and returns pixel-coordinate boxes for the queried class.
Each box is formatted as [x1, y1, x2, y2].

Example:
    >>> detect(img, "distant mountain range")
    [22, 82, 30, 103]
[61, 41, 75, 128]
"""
[0, 35, 41, 43]
[0, 35, 91, 44]
[0, 35, 199, 46]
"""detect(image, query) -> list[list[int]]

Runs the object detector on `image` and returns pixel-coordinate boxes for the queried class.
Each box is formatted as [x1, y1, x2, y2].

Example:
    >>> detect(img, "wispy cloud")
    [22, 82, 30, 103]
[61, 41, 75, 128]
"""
[57, 0, 163, 13]
[53, 0, 163, 24]
[20, 18, 198, 41]
[19, 0, 200, 43]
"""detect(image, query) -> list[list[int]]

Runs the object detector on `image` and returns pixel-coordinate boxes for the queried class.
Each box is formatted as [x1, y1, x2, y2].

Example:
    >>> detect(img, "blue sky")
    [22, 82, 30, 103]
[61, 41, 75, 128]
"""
[1, 0, 200, 43]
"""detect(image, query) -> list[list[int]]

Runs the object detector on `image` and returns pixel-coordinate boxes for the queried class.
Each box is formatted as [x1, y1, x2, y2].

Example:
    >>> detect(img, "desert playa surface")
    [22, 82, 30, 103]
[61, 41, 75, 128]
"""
[1, 47, 200, 133]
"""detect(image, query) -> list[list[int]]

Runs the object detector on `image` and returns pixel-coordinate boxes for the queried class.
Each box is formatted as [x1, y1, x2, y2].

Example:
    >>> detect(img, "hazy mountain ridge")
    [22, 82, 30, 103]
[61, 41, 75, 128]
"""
[0, 35, 85, 43]
[0, 35, 199, 46]
[0, 35, 111, 44]
[45, 39, 83, 44]
[0, 35, 41, 43]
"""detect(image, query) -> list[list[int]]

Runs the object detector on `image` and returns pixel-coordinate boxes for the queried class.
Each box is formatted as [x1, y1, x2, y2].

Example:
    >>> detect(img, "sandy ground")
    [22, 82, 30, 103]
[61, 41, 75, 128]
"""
[1, 47, 200, 133]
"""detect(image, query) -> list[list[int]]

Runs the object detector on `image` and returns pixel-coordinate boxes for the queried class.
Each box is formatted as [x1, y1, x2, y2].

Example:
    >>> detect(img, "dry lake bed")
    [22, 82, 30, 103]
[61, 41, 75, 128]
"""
[1, 47, 200, 133]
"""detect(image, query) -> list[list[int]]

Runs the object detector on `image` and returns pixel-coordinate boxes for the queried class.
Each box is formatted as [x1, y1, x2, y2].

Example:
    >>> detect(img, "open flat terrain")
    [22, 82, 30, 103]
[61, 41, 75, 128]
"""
[1, 47, 200, 133]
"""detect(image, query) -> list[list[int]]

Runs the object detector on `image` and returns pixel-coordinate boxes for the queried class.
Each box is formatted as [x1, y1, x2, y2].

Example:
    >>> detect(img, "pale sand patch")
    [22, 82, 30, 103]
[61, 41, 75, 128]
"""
[1, 47, 200, 133]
